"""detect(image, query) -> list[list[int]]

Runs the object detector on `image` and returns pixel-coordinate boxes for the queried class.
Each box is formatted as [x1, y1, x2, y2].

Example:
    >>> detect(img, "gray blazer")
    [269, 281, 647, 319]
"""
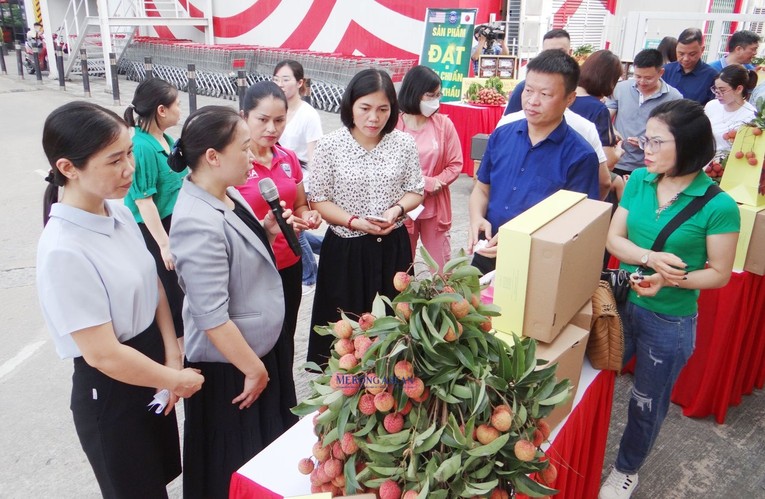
[170, 178, 285, 363]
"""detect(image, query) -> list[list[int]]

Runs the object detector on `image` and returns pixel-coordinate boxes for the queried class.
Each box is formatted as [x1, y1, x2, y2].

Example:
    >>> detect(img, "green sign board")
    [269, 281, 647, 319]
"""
[420, 8, 477, 102]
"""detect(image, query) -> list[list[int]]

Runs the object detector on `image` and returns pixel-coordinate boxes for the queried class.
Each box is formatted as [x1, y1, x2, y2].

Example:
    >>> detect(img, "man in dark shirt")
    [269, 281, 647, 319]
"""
[469, 50, 600, 274]
[662, 28, 718, 105]
[503, 29, 572, 115]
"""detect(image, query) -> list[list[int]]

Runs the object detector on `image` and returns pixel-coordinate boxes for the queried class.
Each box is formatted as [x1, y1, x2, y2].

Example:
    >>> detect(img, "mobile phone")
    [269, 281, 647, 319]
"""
[365, 215, 389, 223]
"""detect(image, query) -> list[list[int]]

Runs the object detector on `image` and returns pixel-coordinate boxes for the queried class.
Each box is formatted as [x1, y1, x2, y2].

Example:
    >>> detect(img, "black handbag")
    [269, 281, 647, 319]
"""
[603, 183, 722, 304]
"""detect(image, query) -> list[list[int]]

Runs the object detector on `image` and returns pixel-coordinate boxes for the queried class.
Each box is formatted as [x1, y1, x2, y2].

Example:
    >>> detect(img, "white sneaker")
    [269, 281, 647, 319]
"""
[302, 284, 315, 296]
[599, 467, 638, 499]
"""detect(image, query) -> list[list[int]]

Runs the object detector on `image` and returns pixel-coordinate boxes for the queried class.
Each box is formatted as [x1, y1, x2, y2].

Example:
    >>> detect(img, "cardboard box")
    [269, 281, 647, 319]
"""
[720, 126, 765, 207]
[734, 205, 765, 275]
[569, 299, 593, 331]
[535, 324, 590, 431]
[493, 191, 611, 343]
[471, 133, 490, 160]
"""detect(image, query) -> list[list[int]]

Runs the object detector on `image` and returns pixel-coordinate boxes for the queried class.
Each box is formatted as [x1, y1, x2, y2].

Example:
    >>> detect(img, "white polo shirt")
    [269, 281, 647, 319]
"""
[37, 201, 158, 359]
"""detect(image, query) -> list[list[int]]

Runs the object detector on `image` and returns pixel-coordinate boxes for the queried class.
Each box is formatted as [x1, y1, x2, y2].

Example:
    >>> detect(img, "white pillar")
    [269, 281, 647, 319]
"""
[96, 0, 113, 92]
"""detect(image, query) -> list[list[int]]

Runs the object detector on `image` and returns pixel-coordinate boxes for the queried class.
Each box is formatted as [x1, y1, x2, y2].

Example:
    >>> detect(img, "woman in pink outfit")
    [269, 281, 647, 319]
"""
[396, 65, 463, 268]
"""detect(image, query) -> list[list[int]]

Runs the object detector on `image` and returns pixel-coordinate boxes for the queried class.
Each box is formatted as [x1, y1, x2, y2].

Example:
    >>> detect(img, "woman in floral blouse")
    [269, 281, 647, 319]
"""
[306, 69, 424, 364]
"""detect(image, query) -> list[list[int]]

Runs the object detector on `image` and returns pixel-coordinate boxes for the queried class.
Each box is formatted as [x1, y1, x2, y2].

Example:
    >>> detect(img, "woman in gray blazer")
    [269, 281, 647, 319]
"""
[168, 106, 298, 499]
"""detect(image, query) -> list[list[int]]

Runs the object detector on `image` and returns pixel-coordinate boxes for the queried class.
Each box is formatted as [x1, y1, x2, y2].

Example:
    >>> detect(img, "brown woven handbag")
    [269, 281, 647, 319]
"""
[588, 280, 624, 371]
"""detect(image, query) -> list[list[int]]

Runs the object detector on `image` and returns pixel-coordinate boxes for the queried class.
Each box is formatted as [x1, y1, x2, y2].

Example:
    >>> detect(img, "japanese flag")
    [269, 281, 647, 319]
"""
[462, 12, 474, 25]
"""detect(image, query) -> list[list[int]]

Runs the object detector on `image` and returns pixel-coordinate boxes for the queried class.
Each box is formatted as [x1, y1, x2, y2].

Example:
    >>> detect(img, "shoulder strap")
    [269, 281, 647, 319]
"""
[651, 183, 722, 252]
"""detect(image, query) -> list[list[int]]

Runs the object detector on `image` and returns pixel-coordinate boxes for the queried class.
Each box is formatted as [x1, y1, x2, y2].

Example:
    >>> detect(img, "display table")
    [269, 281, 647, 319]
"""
[440, 101, 504, 176]
[619, 270, 765, 424]
[230, 361, 615, 499]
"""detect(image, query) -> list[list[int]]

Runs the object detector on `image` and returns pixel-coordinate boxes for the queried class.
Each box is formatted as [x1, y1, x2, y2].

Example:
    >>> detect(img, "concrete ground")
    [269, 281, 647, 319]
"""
[1, 53, 764, 498]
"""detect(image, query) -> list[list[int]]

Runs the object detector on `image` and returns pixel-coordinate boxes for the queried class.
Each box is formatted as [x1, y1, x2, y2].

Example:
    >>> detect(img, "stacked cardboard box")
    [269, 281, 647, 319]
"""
[733, 206, 765, 275]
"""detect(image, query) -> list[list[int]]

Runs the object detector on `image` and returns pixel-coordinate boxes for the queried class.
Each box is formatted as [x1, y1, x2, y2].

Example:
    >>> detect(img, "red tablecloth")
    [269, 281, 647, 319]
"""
[230, 364, 614, 499]
[619, 270, 765, 424]
[440, 101, 504, 176]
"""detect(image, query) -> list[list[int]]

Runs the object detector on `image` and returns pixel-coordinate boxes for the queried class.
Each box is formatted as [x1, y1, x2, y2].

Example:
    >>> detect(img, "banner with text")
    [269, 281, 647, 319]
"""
[420, 8, 476, 102]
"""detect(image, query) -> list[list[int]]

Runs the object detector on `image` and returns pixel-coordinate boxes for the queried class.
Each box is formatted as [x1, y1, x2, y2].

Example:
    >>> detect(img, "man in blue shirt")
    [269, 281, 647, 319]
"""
[503, 29, 572, 115]
[469, 50, 600, 273]
[708, 30, 761, 72]
[662, 28, 718, 105]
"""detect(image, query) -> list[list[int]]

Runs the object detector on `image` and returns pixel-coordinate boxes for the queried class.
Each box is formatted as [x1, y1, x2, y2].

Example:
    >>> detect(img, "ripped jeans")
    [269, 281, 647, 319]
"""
[615, 300, 697, 474]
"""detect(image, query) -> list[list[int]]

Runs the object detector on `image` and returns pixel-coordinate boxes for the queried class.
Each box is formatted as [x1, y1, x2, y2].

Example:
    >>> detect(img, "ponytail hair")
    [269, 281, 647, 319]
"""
[717, 64, 758, 100]
[42, 101, 126, 225]
[123, 78, 179, 132]
[168, 106, 243, 173]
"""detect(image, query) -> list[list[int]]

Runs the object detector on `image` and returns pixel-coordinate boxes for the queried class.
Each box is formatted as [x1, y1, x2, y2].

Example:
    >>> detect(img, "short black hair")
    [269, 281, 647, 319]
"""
[727, 30, 761, 51]
[243, 80, 287, 117]
[398, 65, 441, 115]
[649, 99, 714, 177]
[633, 49, 664, 69]
[677, 28, 704, 46]
[340, 69, 398, 136]
[543, 29, 570, 42]
[526, 49, 580, 94]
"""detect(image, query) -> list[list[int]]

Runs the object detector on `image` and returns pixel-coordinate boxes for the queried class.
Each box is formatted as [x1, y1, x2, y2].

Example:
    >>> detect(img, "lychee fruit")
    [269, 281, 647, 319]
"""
[444, 322, 463, 341]
[379, 479, 402, 499]
[332, 373, 360, 396]
[365, 374, 387, 395]
[314, 462, 330, 484]
[532, 429, 544, 447]
[490, 489, 510, 499]
[324, 458, 342, 479]
[479, 318, 493, 332]
[514, 439, 536, 462]
[374, 391, 395, 412]
[393, 271, 411, 292]
[383, 412, 404, 433]
[402, 490, 419, 499]
[338, 353, 358, 370]
[354, 335, 374, 359]
[537, 420, 551, 440]
[450, 298, 470, 319]
[412, 386, 430, 403]
[312, 441, 331, 462]
[471, 293, 481, 308]
[491, 408, 513, 432]
[735, 151, 745, 159]
[332, 474, 346, 488]
[331, 441, 346, 461]
[333, 319, 353, 339]
[396, 301, 412, 320]
[358, 313, 376, 331]
[753, 127, 763, 136]
[398, 399, 413, 416]
[358, 393, 376, 415]
[403, 377, 425, 399]
[539, 461, 558, 485]
[476, 424, 500, 445]
[335, 338, 355, 356]
[298, 457, 314, 475]
[394, 360, 414, 380]
[340, 432, 358, 455]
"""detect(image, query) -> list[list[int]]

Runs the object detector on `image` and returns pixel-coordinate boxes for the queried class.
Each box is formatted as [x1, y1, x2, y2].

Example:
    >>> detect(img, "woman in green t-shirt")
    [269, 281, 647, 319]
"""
[599, 99, 740, 499]
[124, 79, 186, 343]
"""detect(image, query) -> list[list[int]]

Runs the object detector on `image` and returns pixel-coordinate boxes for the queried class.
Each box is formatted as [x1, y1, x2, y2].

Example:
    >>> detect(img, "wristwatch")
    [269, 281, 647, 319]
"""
[640, 252, 651, 266]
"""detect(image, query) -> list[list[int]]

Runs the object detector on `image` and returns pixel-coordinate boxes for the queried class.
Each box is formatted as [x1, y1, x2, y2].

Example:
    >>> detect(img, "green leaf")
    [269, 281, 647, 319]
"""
[461, 478, 499, 496]
[420, 245, 439, 271]
[443, 255, 472, 273]
[365, 440, 409, 453]
[367, 464, 400, 477]
[471, 378, 487, 417]
[371, 293, 387, 318]
[451, 383, 472, 399]
[343, 454, 361, 494]
[414, 426, 445, 453]
[512, 472, 558, 496]
[434, 453, 462, 482]
[539, 385, 571, 406]
[449, 264, 483, 280]
[469, 460, 495, 480]
[291, 401, 319, 417]
[298, 361, 324, 373]
[354, 415, 378, 437]
[413, 422, 437, 446]
[416, 479, 431, 499]
[428, 292, 463, 304]
[466, 432, 509, 457]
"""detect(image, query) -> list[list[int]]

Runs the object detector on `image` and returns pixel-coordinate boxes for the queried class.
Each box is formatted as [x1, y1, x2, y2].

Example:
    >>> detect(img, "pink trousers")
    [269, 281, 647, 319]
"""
[406, 217, 451, 270]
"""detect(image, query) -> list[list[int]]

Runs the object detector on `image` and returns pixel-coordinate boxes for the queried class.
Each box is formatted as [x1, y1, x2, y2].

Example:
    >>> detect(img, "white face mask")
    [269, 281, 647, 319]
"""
[420, 98, 440, 117]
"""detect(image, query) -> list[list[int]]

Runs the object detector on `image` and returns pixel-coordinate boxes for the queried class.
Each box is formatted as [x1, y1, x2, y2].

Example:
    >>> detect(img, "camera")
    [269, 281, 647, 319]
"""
[475, 23, 506, 41]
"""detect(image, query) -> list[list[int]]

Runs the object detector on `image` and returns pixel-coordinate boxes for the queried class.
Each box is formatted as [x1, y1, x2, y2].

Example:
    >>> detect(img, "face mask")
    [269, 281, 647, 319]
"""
[420, 98, 440, 117]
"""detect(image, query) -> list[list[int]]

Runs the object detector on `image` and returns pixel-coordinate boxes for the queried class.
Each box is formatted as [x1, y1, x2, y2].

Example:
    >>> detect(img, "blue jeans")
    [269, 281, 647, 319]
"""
[615, 300, 697, 474]
[299, 231, 318, 286]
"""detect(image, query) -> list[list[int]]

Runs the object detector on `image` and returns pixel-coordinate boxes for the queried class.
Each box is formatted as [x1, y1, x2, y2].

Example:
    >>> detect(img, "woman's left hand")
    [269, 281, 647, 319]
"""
[300, 210, 322, 230]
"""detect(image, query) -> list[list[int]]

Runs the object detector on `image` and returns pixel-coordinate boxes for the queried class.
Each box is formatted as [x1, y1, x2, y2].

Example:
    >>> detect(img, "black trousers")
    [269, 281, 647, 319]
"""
[71, 321, 181, 499]
[139, 215, 185, 337]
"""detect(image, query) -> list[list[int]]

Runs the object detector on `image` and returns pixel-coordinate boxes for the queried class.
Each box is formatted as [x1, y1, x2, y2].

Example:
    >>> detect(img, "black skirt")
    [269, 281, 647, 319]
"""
[139, 215, 185, 338]
[70, 321, 181, 499]
[307, 225, 412, 365]
[183, 340, 298, 499]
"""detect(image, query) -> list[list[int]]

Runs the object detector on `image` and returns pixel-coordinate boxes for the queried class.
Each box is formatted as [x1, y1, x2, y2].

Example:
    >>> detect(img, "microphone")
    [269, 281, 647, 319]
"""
[258, 178, 301, 257]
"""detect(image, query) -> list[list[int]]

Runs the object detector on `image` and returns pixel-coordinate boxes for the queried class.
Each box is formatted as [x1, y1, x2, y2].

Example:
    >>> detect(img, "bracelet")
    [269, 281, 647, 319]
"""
[395, 203, 405, 217]
[347, 215, 359, 229]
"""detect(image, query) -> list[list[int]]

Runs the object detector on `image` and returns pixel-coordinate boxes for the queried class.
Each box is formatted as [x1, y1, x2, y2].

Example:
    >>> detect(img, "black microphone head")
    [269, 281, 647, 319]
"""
[258, 178, 279, 203]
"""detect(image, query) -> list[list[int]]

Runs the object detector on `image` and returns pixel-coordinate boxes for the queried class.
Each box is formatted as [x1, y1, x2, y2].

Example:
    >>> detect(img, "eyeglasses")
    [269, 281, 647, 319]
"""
[272, 76, 295, 84]
[710, 86, 731, 97]
[637, 136, 674, 152]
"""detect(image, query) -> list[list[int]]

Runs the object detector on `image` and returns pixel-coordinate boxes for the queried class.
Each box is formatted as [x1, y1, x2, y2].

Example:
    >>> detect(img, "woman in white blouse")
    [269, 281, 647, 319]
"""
[705, 64, 758, 155]
[36, 101, 203, 498]
[306, 69, 425, 364]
